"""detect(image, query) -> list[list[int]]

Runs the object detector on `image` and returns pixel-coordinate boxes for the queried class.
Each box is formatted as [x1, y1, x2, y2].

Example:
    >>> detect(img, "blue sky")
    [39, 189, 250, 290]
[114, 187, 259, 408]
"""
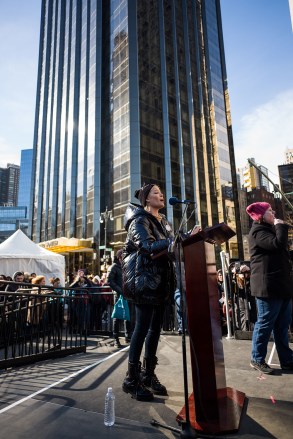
[0, 0, 292, 183]
[221, 0, 293, 179]
[0, 0, 41, 168]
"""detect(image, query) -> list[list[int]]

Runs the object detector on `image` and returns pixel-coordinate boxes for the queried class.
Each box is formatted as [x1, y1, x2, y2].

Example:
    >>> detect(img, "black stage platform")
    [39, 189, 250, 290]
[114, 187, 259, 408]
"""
[0, 335, 292, 438]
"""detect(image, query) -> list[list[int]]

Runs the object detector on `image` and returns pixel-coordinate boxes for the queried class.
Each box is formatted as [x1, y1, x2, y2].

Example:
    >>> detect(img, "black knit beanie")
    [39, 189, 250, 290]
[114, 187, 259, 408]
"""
[134, 183, 154, 207]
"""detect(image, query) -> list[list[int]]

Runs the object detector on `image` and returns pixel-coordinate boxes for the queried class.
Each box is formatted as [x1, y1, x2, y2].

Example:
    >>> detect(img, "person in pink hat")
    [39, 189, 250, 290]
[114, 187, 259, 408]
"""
[246, 202, 293, 374]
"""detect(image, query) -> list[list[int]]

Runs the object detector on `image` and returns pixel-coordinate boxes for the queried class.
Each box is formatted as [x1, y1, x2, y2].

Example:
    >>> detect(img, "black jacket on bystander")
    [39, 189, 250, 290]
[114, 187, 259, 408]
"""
[248, 221, 293, 299]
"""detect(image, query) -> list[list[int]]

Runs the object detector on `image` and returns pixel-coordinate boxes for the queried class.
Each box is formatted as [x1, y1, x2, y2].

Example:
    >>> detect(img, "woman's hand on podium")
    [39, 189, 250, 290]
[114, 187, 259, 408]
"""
[190, 225, 201, 236]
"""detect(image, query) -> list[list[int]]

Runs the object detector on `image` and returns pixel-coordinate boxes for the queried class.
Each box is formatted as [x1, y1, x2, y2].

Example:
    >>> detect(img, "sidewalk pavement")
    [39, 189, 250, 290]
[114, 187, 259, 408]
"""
[0, 334, 292, 439]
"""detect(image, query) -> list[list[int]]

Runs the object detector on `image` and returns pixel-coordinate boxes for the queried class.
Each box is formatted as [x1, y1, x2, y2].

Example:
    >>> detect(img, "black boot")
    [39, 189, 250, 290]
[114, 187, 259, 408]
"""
[122, 362, 154, 401]
[114, 338, 122, 348]
[141, 356, 168, 396]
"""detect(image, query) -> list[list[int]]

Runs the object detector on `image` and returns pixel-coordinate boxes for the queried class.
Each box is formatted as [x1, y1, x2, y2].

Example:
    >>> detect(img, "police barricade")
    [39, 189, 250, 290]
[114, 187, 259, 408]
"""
[220, 256, 293, 341]
[227, 260, 257, 339]
[0, 281, 178, 370]
[0, 282, 116, 369]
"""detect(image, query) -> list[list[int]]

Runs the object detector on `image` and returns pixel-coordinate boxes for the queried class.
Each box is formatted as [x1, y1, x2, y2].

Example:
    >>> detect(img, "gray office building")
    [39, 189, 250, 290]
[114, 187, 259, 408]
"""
[30, 0, 243, 268]
[0, 163, 20, 207]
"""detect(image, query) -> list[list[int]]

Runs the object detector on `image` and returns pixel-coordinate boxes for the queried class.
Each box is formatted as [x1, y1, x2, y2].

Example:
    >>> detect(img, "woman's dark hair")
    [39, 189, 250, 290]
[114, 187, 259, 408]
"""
[134, 183, 155, 207]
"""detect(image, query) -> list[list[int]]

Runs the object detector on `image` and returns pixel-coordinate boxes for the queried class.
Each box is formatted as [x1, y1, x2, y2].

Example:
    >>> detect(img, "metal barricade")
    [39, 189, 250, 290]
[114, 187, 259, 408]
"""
[220, 255, 257, 339]
[0, 288, 89, 369]
[220, 255, 293, 341]
[0, 282, 116, 369]
[0, 281, 177, 369]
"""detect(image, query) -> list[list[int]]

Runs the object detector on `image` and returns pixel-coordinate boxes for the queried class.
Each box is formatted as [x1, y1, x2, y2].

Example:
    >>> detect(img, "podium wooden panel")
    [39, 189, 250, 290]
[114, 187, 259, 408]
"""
[176, 238, 245, 434]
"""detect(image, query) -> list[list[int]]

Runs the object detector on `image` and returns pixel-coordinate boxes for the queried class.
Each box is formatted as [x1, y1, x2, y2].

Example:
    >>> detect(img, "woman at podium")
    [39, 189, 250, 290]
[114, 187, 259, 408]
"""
[121, 183, 175, 401]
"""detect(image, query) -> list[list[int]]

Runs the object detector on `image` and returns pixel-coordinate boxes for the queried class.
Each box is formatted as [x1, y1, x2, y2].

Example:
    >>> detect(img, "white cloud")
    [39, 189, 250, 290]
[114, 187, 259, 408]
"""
[0, 137, 20, 167]
[233, 88, 293, 182]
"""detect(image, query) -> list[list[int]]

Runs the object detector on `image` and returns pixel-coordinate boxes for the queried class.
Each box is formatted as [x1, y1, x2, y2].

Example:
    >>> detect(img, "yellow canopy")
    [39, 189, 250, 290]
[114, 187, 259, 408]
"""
[38, 237, 92, 253]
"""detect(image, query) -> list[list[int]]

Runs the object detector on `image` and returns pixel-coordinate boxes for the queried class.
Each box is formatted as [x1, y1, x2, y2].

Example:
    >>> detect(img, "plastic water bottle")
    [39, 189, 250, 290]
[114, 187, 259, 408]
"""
[104, 387, 115, 426]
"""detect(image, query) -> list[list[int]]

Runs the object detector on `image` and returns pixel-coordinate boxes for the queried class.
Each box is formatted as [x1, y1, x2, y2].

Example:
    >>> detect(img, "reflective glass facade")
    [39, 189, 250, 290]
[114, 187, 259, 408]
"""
[18, 149, 33, 209]
[30, 0, 101, 244]
[0, 207, 28, 243]
[30, 0, 242, 258]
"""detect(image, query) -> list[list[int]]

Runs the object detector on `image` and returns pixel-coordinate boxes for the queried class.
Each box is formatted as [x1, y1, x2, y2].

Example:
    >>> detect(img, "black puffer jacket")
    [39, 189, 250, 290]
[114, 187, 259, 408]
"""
[248, 221, 293, 299]
[122, 203, 175, 305]
[108, 262, 122, 296]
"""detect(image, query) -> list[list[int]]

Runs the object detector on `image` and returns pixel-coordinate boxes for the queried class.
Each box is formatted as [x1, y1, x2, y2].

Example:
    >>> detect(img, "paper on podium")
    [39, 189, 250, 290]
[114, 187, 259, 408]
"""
[182, 222, 236, 247]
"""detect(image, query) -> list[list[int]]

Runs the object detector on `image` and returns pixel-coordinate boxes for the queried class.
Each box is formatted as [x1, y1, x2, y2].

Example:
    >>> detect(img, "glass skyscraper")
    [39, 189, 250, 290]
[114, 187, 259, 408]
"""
[30, 0, 243, 264]
[18, 149, 33, 210]
[0, 206, 28, 244]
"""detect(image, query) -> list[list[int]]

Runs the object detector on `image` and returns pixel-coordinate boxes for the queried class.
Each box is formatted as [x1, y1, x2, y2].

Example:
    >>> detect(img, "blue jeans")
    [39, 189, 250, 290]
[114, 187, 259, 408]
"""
[251, 297, 293, 365]
[129, 303, 165, 364]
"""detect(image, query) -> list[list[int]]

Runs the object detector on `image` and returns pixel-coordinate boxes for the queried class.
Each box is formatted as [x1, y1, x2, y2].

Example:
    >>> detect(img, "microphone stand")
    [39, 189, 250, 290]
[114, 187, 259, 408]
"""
[175, 205, 196, 438]
[151, 204, 216, 439]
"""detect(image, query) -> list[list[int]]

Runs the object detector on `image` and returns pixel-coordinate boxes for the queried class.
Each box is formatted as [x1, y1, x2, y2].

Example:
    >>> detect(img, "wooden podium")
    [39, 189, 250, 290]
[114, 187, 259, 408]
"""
[176, 225, 246, 434]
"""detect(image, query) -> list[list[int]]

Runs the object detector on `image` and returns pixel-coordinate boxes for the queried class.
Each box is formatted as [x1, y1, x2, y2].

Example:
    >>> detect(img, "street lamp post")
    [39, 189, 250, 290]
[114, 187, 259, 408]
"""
[100, 207, 114, 271]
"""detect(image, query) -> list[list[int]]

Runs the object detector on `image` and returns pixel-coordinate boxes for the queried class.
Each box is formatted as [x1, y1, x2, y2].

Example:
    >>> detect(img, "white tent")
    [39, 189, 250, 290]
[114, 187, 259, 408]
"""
[0, 229, 65, 285]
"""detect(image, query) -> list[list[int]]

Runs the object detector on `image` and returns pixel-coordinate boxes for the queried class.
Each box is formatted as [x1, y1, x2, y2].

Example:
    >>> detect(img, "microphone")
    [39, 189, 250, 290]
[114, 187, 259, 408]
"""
[169, 197, 196, 206]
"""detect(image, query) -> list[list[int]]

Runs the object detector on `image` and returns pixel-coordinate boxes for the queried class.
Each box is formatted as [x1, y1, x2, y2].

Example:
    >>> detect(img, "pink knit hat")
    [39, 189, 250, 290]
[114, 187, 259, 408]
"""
[246, 202, 271, 221]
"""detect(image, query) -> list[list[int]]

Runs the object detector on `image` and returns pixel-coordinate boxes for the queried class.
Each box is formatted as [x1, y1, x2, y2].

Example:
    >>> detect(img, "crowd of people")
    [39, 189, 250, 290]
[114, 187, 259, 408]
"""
[0, 267, 126, 335]
[0, 260, 181, 341]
